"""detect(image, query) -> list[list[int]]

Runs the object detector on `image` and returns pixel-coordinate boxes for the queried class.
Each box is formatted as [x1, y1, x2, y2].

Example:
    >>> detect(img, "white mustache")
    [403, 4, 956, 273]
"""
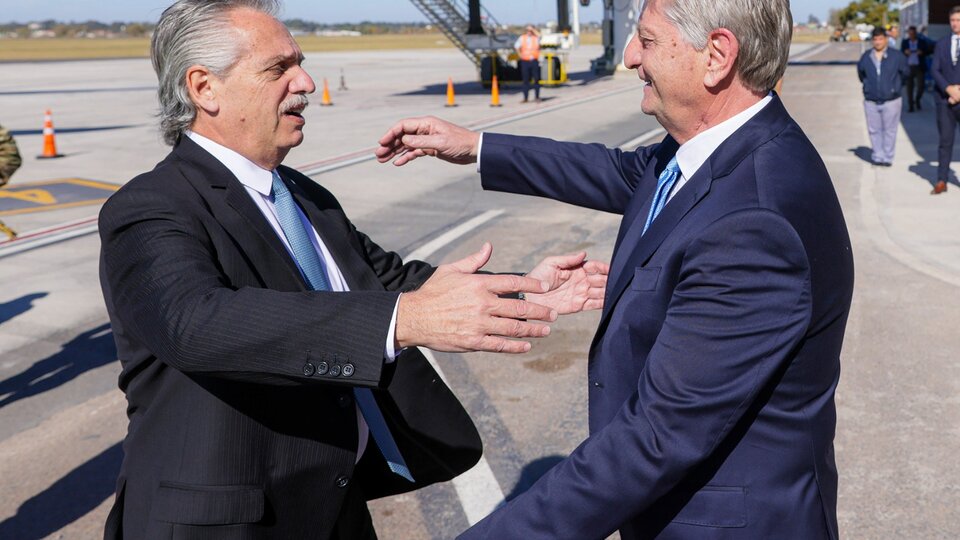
[280, 94, 309, 114]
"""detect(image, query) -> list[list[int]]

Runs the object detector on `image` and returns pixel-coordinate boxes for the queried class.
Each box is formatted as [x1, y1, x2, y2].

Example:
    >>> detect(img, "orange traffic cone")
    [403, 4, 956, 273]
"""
[320, 78, 333, 106]
[37, 109, 63, 159]
[444, 77, 457, 108]
[490, 75, 502, 107]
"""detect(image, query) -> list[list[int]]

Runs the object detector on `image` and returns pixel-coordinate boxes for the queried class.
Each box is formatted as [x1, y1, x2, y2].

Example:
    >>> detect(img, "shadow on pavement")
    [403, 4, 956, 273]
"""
[10, 125, 139, 137]
[0, 86, 155, 97]
[0, 442, 122, 540]
[0, 323, 117, 409]
[505, 455, 565, 501]
[898, 94, 960, 189]
[849, 145, 873, 165]
[0, 292, 48, 326]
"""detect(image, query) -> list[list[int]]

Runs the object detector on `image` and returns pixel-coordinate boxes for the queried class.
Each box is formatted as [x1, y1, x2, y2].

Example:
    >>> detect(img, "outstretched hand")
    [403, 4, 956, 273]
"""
[396, 243, 558, 354]
[525, 252, 609, 315]
[376, 116, 480, 167]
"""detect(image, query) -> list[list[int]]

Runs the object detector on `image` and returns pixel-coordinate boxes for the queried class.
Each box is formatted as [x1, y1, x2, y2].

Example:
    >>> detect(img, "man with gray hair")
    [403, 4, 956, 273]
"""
[98, 0, 607, 538]
[377, 0, 853, 538]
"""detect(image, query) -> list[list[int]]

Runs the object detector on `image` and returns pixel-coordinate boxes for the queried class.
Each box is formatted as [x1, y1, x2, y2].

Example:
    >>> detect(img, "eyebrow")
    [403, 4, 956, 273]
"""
[261, 52, 304, 69]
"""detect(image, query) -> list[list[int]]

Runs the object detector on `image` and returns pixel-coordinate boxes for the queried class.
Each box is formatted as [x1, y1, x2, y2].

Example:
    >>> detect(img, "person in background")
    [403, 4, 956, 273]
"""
[887, 24, 900, 50]
[857, 26, 909, 167]
[930, 6, 960, 194]
[0, 122, 22, 240]
[515, 25, 542, 103]
[902, 26, 930, 112]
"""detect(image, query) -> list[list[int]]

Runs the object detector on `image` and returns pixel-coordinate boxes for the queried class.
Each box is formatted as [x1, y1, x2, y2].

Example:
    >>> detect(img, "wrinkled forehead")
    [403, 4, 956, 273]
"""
[229, 8, 303, 66]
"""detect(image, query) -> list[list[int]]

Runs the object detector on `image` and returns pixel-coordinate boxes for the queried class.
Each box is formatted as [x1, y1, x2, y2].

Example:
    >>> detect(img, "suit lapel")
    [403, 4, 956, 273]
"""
[172, 137, 307, 291]
[282, 172, 385, 293]
[603, 161, 714, 319]
[594, 96, 792, 343]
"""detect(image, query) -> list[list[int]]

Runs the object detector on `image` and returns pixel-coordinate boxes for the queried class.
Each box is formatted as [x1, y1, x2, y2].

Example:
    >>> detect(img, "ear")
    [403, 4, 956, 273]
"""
[185, 64, 219, 115]
[703, 28, 739, 89]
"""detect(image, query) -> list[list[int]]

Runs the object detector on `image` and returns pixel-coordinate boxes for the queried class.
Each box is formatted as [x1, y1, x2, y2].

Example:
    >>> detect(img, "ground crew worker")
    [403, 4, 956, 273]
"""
[515, 25, 541, 103]
[0, 123, 21, 240]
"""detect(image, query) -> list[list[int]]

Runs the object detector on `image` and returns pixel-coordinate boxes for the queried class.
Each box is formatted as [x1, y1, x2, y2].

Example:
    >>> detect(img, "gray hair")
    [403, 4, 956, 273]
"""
[151, 0, 281, 145]
[656, 0, 792, 94]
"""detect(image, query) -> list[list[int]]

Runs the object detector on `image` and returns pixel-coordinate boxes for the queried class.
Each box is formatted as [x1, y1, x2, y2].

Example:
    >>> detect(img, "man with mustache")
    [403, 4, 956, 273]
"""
[98, 1, 607, 538]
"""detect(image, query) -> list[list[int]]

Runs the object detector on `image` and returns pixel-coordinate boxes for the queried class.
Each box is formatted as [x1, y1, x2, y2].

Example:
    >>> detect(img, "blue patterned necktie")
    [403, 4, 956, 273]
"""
[642, 156, 680, 235]
[271, 172, 414, 482]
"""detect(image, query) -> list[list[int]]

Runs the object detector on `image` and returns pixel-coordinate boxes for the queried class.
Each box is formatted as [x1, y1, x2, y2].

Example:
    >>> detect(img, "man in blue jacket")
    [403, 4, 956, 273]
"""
[858, 26, 909, 167]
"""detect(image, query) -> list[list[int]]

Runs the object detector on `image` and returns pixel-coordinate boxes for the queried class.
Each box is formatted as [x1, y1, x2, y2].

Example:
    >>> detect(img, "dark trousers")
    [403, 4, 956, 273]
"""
[906, 65, 925, 109]
[519, 59, 540, 101]
[936, 95, 960, 182]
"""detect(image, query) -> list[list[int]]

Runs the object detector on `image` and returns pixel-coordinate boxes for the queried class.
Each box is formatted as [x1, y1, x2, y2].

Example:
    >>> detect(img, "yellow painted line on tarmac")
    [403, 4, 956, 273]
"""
[0, 178, 119, 216]
[0, 198, 111, 217]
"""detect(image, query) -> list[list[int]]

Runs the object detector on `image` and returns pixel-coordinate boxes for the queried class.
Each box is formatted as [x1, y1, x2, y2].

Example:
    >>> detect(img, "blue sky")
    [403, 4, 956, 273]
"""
[1, 0, 847, 26]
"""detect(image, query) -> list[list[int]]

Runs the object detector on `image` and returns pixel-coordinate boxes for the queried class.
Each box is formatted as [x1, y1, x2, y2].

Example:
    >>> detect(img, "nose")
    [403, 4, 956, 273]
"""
[293, 65, 316, 95]
[623, 32, 642, 72]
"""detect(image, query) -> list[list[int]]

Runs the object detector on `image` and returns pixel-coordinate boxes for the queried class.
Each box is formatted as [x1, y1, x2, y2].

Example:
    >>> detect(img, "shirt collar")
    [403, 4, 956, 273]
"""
[185, 131, 275, 196]
[675, 95, 773, 181]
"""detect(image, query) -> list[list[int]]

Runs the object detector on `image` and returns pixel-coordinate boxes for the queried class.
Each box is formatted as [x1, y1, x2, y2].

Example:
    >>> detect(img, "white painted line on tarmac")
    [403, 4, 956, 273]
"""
[420, 349, 506, 525]
[619, 127, 666, 150]
[790, 43, 831, 62]
[297, 83, 636, 177]
[0, 215, 99, 259]
[404, 209, 505, 262]
[401, 210, 509, 526]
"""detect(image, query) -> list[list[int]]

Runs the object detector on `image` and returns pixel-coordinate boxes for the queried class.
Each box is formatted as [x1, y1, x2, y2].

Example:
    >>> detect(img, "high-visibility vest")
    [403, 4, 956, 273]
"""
[518, 34, 540, 61]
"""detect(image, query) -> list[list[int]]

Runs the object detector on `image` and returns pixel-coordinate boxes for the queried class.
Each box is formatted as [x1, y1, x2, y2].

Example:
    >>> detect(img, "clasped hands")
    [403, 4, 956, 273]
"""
[396, 242, 608, 354]
[948, 84, 960, 105]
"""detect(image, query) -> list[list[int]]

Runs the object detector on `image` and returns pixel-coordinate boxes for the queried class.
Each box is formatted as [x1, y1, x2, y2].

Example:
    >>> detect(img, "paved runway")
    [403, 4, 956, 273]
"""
[0, 42, 958, 539]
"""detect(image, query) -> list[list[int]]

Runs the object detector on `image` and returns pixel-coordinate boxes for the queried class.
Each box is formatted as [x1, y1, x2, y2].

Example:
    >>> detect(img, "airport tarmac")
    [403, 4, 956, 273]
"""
[1, 41, 959, 539]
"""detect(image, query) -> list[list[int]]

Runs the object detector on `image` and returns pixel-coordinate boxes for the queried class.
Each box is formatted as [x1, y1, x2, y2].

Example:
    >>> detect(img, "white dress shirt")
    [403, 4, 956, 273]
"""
[186, 130, 408, 461]
[670, 95, 773, 202]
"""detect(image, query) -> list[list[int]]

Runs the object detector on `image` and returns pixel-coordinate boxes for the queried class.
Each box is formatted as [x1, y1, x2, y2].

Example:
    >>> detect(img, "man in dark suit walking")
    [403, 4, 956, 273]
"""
[99, 1, 608, 538]
[902, 25, 930, 111]
[377, 0, 853, 538]
[930, 6, 960, 195]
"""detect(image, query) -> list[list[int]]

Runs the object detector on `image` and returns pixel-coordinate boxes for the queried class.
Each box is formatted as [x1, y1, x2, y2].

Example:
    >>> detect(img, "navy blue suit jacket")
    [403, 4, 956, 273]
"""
[931, 34, 960, 99]
[462, 96, 853, 540]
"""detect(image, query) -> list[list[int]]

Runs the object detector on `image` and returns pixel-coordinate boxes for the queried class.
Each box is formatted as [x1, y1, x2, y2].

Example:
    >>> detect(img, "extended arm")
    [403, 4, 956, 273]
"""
[376, 116, 657, 215]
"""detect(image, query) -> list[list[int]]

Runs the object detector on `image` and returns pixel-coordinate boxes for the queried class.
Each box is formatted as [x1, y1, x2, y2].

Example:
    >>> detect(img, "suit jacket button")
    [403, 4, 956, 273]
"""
[330, 364, 342, 377]
[341, 363, 355, 377]
[317, 361, 329, 375]
[338, 394, 353, 408]
[302, 363, 315, 376]
[336, 475, 350, 489]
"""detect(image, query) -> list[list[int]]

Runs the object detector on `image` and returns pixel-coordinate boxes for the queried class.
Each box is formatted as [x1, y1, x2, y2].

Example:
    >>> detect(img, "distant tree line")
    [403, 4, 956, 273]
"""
[834, 0, 899, 29]
[0, 20, 446, 38]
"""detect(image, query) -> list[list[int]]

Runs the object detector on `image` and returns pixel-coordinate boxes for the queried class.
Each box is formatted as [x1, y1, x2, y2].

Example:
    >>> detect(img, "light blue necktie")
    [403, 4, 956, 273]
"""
[271, 172, 414, 482]
[642, 156, 680, 235]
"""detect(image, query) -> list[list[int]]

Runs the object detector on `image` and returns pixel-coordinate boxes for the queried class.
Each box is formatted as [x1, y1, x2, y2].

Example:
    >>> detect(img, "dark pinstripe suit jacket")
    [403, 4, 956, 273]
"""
[98, 136, 481, 539]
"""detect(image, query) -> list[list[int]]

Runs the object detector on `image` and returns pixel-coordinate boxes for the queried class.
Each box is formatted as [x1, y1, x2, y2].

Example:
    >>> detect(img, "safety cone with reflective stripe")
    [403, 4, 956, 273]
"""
[321, 78, 333, 106]
[444, 78, 457, 107]
[37, 109, 63, 159]
[490, 75, 502, 107]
